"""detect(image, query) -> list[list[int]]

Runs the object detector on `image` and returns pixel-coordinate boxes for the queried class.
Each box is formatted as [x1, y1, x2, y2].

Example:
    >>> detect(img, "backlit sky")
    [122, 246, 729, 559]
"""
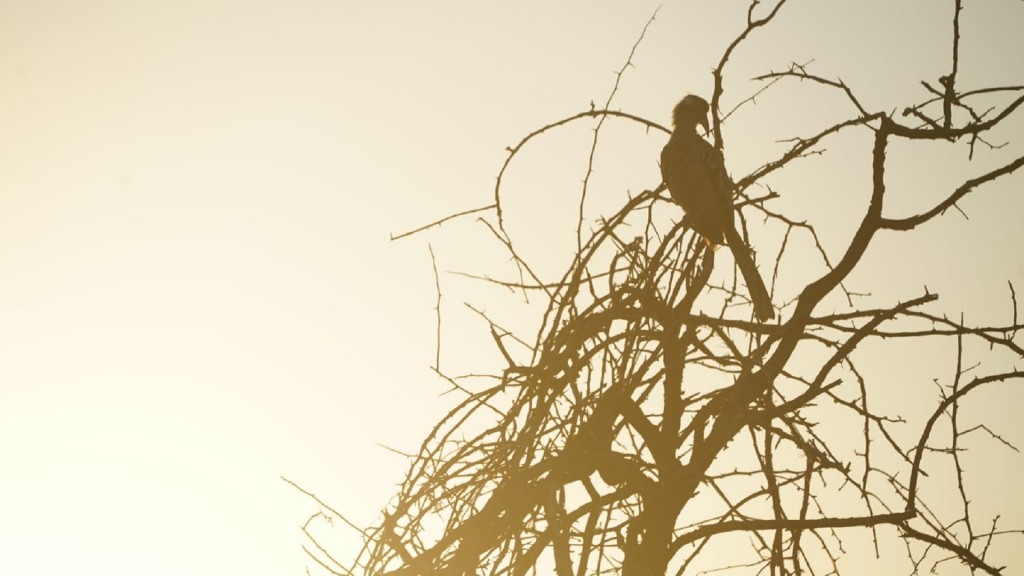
[1, 1, 1021, 574]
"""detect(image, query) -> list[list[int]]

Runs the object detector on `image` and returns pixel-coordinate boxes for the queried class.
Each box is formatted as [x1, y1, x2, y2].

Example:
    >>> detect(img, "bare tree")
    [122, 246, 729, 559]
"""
[291, 1, 1023, 574]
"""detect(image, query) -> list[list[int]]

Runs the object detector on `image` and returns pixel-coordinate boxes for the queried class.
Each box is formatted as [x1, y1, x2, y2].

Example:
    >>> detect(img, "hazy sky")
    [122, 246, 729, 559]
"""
[1, 1, 1021, 575]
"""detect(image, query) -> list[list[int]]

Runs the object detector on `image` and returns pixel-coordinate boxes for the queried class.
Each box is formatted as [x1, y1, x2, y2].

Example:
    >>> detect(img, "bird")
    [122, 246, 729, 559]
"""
[660, 95, 775, 321]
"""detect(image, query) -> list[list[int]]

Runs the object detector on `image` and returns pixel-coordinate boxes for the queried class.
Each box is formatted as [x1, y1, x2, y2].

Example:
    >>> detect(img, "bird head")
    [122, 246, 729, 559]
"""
[671, 95, 710, 134]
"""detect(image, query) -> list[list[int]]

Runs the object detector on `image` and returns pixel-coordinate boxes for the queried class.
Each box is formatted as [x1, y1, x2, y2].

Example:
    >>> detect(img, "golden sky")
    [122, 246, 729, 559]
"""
[1, 1, 1021, 574]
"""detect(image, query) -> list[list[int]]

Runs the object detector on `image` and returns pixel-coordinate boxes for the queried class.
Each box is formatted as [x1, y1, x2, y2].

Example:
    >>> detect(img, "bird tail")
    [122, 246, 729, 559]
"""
[723, 226, 775, 321]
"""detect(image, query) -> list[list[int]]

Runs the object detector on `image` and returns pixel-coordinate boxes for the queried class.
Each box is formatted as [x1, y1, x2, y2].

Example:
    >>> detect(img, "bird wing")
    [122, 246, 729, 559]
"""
[661, 134, 730, 244]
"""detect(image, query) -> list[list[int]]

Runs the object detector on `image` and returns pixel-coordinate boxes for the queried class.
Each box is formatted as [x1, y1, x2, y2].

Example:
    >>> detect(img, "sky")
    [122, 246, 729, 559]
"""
[0, 1, 1021, 575]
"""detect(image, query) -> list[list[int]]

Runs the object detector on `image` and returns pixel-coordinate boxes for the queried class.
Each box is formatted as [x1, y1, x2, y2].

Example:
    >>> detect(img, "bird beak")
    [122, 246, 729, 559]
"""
[700, 116, 710, 134]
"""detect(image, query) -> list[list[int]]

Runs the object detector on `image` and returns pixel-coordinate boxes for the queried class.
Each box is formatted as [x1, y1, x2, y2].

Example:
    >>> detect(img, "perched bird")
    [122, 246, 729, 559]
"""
[660, 95, 775, 321]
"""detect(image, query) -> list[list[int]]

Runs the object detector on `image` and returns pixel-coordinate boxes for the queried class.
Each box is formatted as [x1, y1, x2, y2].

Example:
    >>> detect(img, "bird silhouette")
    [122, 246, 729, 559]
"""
[660, 95, 775, 321]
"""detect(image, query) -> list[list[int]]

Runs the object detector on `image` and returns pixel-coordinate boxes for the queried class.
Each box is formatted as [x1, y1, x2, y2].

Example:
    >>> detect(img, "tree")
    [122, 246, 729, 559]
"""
[291, 1, 1023, 574]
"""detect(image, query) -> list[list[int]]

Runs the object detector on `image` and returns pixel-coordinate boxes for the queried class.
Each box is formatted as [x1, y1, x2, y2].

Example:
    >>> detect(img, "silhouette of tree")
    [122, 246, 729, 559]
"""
[291, 1, 1023, 574]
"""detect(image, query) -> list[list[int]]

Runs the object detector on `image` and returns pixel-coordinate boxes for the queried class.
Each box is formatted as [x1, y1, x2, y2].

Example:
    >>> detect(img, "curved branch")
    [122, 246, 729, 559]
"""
[879, 154, 1024, 230]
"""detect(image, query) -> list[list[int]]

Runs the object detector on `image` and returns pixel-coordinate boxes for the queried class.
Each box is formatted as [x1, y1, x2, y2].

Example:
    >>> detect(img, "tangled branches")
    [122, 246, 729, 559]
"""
[293, 1, 1023, 575]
